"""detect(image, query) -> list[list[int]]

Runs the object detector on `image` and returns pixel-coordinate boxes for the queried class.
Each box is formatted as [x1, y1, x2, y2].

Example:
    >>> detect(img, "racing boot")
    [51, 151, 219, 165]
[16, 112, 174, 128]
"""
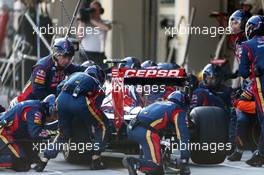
[90, 156, 106, 170]
[122, 156, 140, 175]
[179, 159, 191, 175]
[12, 158, 31, 172]
[246, 150, 264, 167]
[33, 157, 49, 172]
[227, 149, 243, 161]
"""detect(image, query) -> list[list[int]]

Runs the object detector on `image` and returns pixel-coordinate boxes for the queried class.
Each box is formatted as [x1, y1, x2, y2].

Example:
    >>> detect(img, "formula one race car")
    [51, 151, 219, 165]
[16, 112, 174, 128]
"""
[105, 66, 230, 165]
[62, 62, 233, 167]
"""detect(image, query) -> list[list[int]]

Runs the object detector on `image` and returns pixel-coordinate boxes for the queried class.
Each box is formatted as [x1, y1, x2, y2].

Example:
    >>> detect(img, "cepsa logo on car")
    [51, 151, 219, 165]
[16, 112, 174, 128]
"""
[121, 69, 185, 78]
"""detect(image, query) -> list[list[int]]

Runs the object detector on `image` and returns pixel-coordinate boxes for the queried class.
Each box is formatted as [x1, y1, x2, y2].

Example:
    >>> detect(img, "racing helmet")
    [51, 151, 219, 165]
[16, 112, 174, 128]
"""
[187, 73, 199, 90]
[42, 94, 56, 116]
[245, 15, 264, 40]
[167, 91, 186, 105]
[202, 64, 223, 88]
[52, 38, 75, 58]
[157, 63, 180, 70]
[141, 60, 157, 69]
[228, 9, 251, 34]
[84, 65, 106, 84]
[118, 57, 141, 69]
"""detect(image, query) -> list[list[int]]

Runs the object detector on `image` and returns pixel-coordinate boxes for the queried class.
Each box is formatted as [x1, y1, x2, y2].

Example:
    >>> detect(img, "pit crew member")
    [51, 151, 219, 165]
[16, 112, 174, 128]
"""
[123, 91, 191, 175]
[35, 66, 109, 171]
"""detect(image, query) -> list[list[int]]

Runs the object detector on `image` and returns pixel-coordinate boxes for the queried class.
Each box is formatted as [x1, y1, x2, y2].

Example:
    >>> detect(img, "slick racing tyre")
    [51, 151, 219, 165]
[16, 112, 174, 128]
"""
[190, 106, 229, 164]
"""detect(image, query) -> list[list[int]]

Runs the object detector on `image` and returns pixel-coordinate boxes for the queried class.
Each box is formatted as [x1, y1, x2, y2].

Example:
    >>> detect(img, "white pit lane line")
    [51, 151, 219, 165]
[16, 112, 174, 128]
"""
[42, 170, 63, 175]
[220, 163, 263, 170]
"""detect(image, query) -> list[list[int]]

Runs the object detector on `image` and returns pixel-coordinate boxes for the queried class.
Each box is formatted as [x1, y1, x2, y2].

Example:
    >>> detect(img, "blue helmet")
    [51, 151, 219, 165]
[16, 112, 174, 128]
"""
[53, 38, 75, 57]
[202, 64, 223, 88]
[42, 94, 56, 116]
[245, 15, 264, 40]
[187, 73, 199, 90]
[141, 60, 157, 69]
[157, 63, 180, 70]
[84, 65, 106, 84]
[167, 91, 186, 105]
[118, 57, 141, 69]
[228, 9, 251, 34]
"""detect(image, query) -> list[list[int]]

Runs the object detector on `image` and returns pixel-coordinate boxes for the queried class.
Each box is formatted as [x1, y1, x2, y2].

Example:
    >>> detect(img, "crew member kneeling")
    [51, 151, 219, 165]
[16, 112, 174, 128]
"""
[0, 95, 56, 171]
[123, 91, 190, 175]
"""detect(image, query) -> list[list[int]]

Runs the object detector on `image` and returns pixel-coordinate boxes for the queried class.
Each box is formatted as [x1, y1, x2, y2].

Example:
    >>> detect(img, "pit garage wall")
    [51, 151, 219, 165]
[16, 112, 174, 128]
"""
[104, 0, 144, 60]
[176, 0, 224, 73]
[105, 0, 224, 71]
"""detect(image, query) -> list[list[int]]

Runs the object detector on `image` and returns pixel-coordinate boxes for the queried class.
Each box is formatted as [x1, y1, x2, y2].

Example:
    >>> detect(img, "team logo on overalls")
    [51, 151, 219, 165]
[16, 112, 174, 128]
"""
[35, 69, 46, 85]
[34, 112, 42, 125]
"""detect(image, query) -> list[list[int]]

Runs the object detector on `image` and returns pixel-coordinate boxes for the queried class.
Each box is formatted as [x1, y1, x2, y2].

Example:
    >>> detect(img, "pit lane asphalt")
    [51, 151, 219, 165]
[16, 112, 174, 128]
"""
[0, 151, 263, 175]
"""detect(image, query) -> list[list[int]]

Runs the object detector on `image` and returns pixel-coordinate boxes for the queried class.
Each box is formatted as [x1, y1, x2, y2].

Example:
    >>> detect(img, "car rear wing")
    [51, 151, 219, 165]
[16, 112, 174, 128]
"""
[111, 67, 187, 132]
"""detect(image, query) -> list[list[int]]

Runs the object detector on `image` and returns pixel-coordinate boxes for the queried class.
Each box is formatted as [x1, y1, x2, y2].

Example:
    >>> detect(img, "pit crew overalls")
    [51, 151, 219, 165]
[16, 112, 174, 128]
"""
[234, 83, 256, 150]
[0, 100, 49, 169]
[17, 55, 85, 102]
[44, 72, 109, 159]
[127, 101, 190, 173]
[239, 35, 264, 153]
[190, 82, 232, 111]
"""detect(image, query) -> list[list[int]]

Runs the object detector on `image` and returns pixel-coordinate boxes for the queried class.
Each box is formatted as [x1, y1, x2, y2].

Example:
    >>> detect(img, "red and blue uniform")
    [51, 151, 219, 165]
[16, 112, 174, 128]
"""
[17, 55, 85, 102]
[127, 101, 189, 173]
[238, 35, 264, 153]
[233, 33, 247, 62]
[44, 72, 108, 159]
[0, 100, 49, 169]
[191, 82, 232, 112]
[230, 33, 248, 88]
[234, 83, 256, 150]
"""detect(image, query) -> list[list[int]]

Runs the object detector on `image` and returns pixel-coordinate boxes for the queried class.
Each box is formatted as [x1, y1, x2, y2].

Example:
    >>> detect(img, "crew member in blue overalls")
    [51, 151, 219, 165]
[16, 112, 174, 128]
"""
[123, 91, 190, 175]
[10, 38, 86, 106]
[191, 63, 233, 111]
[238, 15, 264, 167]
[228, 80, 256, 161]
[0, 95, 56, 171]
[35, 65, 109, 171]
